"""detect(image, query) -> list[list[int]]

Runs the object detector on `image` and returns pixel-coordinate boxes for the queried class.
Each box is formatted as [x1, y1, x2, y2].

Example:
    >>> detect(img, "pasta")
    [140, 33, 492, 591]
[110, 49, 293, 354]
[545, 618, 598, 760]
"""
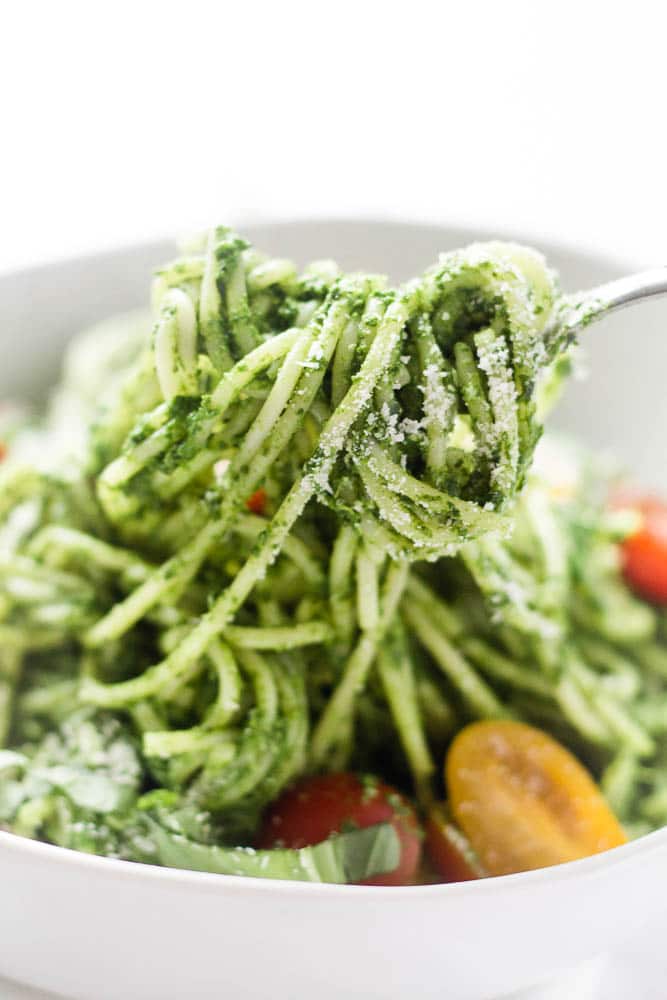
[1, 226, 665, 879]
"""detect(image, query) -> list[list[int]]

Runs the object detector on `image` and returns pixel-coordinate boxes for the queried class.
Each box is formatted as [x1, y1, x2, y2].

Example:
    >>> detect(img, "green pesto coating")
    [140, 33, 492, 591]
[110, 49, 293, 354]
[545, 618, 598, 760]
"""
[1, 228, 666, 880]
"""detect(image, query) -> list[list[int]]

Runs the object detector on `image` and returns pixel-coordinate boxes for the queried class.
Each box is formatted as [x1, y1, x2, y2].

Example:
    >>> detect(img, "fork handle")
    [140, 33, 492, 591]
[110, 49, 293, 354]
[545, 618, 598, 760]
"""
[550, 266, 667, 346]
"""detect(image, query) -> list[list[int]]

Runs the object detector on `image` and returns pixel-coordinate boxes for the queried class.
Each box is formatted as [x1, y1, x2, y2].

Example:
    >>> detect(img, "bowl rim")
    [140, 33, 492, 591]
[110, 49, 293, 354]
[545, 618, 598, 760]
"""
[0, 215, 660, 901]
[3, 823, 667, 900]
[0, 213, 642, 284]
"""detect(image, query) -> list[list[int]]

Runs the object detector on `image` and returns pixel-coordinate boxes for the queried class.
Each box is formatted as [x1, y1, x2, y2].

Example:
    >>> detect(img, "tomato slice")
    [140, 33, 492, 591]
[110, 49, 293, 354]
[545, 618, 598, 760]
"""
[446, 720, 627, 877]
[616, 495, 667, 605]
[425, 805, 485, 882]
[257, 773, 423, 886]
[246, 488, 268, 516]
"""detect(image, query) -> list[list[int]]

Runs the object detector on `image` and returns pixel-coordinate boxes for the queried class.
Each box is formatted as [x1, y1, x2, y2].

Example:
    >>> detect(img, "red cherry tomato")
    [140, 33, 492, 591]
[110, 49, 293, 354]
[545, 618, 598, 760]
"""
[246, 488, 268, 516]
[257, 773, 423, 886]
[425, 805, 485, 882]
[617, 495, 667, 605]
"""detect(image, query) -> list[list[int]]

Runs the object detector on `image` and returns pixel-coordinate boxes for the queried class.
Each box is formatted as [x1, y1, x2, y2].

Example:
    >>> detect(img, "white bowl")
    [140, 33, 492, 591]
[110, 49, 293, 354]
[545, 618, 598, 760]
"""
[1, 220, 665, 1000]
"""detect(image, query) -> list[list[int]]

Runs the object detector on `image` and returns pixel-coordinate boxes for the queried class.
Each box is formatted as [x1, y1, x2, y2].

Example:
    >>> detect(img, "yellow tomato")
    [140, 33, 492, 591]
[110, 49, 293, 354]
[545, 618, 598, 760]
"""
[446, 720, 627, 877]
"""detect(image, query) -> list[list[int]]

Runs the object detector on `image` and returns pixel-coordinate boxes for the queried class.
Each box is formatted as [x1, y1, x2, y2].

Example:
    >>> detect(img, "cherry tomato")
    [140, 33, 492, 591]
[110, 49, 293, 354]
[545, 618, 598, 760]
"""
[446, 720, 627, 877]
[425, 805, 485, 882]
[0, 441, 6, 462]
[257, 772, 423, 886]
[616, 495, 667, 605]
[246, 488, 268, 516]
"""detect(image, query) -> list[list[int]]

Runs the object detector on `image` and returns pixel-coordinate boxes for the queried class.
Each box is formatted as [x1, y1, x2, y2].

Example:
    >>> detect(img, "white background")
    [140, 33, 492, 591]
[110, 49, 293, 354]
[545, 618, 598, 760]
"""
[2, 3, 667, 997]
[2, 1, 667, 273]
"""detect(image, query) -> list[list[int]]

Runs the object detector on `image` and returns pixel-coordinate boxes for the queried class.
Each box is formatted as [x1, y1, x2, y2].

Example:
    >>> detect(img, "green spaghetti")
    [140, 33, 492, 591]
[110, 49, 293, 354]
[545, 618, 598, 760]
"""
[0, 227, 665, 882]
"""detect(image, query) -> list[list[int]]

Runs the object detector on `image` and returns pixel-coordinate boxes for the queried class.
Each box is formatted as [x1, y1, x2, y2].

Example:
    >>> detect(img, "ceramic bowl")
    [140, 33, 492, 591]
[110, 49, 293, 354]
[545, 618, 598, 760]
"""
[1, 220, 665, 1000]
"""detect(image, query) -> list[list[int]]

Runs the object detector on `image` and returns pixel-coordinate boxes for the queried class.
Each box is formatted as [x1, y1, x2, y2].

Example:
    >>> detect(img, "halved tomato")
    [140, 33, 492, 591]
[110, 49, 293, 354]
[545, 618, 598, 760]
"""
[446, 720, 627, 877]
[616, 495, 667, 605]
[425, 804, 485, 882]
[258, 772, 423, 886]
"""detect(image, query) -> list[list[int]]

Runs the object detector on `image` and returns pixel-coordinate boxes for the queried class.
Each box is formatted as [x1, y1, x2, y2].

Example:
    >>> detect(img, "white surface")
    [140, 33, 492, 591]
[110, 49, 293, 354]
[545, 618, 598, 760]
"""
[1, 221, 667, 1000]
[1, 2, 667, 274]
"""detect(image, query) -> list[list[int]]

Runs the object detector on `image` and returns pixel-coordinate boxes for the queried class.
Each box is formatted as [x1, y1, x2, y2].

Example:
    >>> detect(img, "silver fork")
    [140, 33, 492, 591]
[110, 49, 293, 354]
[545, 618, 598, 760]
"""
[551, 267, 667, 346]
